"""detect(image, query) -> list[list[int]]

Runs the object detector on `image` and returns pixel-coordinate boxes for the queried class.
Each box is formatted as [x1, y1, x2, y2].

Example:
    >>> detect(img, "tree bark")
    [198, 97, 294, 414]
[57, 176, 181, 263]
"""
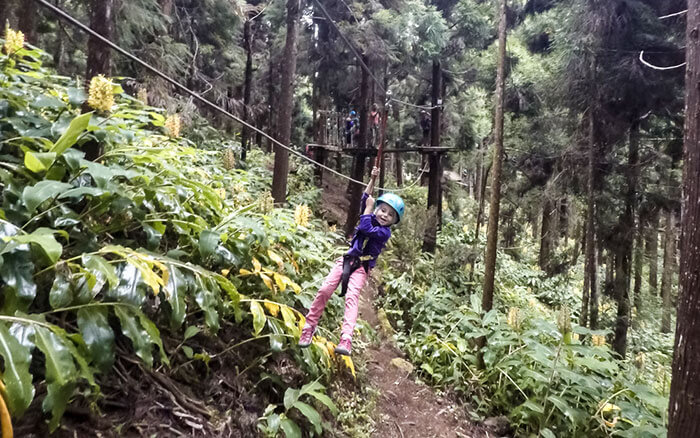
[585, 111, 599, 330]
[423, 60, 443, 253]
[633, 228, 644, 319]
[86, 0, 114, 80]
[241, 18, 254, 162]
[481, 0, 507, 314]
[668, 4, 700, 433]
[580, 219, 590, 327]
[646, 208, 660, 296]
[266, 43, 276, 153]
[0, 0, 17, 31]
[17, 0, 38, 44]
[539, 196, 555, 273]
[271, 0, 300, 204]
[661, 210, 676, 333]
[612, 122, 639, 358]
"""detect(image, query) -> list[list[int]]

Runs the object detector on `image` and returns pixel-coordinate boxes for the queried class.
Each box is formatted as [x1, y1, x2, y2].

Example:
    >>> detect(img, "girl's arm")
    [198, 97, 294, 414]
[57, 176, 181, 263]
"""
[364, 166, 380, 196]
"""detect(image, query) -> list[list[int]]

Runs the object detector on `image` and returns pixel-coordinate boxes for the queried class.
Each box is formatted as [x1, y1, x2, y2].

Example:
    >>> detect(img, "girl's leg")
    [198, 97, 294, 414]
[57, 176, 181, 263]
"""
[339, 267, 369, 340]
[304, 257, 344, 328]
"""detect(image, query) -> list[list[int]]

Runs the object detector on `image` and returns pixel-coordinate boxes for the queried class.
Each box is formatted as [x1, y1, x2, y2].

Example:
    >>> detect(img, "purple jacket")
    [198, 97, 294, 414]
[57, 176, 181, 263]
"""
[346, 193, 391, 268]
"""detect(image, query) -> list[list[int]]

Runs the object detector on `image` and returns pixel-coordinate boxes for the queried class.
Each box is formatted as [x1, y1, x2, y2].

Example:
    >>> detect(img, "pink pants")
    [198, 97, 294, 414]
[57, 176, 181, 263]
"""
[305, 257, 369, 340]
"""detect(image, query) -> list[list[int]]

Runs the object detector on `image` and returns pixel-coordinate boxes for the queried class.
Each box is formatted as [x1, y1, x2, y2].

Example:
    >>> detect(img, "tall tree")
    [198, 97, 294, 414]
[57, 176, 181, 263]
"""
[668, 3, 700, 434]
[241, 15, 254, 161]
[86, 0, 114, 79]
[481, 0, 507, 313]
[271, 0, 300, 204]
[660, 209, 676, 333]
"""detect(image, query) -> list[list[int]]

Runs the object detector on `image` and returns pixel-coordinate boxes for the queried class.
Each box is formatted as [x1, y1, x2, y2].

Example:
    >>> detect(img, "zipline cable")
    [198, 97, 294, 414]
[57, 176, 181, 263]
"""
[311, 0, 441, 111]
[33, 0, 431, 193]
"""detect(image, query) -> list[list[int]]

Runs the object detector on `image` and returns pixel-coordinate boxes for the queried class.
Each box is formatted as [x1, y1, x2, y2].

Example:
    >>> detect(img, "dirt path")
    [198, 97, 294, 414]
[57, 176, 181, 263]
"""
[320, 171, 494, 438]
[356, 279, 492, 438]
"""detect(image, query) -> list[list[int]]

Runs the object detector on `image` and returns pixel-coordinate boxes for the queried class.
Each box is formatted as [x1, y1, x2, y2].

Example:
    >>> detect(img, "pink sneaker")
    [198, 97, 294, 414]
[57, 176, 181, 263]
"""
[334, 337, 352, 356]
[298, 325, 316, 348]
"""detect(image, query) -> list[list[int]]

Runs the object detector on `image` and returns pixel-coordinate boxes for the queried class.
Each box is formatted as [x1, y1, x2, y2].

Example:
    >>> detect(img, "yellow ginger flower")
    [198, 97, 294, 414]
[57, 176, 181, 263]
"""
[165, 114, 181, 138]
[222, 148, 236, 170]
[329, 224, 337, 233]
[3, 27, 24, 54]
[294, 204, 311, 227]
[259, 192, 274, 213]
[87, 75, 115, 112]
[137, 88, 148, 104]
[592, 334, 606, 347]
[557, 306, 572, 335]
[507, 307, 521, 329]
[215, 188, 226, 199]
[634, 352, 646, 369]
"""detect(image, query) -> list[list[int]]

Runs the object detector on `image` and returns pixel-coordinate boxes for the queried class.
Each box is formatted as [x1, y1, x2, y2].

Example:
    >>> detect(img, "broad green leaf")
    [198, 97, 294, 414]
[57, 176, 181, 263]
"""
[279, 417, 301, 438]
[107, 263, 147, 306]
[4, 227, 63, 263]
[77, 307, 115, 371]
[184, 326, 201, 341]
[163, 265, 187, 328]
[24, 151, 56, 173]
[0, 249, 37, 313]
[22, 180, 73, 213]
[199, 230, 220, 260]
[307, 391, 338, 415]
[33, 326, 78, 431]
[114, 305, 153, 367]
[292, 401, 322, 434]
[137, 311, 169, 366]
[250, 301, 266, 336]
[540, 428, 556, 438]
[66, 87, 87, 106]
[547, 395, 586, 425]
[50, 112, 92, 155]
[194, 278, 220, 331]
[58, 187, 108, 200]
[49, 270, 74, 309]
[182, 346, 193, 359]
[283, 388, 300, 411]
[83, 254, 118, 289]
[0, 323, 34, 416]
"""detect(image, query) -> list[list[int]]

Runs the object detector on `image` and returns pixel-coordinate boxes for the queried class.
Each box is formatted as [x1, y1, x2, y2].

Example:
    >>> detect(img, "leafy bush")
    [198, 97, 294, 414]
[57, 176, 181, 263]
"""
[0, 41, 346, 433]
[378, 201, 668, 437]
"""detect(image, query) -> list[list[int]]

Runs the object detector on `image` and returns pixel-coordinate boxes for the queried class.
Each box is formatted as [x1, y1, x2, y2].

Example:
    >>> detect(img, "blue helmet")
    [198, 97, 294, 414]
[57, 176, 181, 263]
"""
[376, 193, 405, 224]
[350, 110, 356, 116]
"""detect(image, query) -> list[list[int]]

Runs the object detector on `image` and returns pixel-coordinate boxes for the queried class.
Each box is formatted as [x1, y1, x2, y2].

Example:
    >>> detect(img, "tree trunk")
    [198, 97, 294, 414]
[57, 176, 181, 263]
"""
[661, 210, 676, 333]
[481, 0, 507, 314]
[241, 18, 253, 162]
[539, 196, 555, 273]
[271, 0, 300, 204]
[612, 122, 639, 358]
[668, 4, 700, 433]
[394, 104, 403, 186]
[266, 44, 276, 153]
[17, 0, 38, 44]
[423, 60, 443, 253]
[86, 0, 114, 80]
[633, 228, 644, 319]
[344, 58, 371, 234]
[646, 208, 660, 296]
[0, 0, 17, 31]
[580, 219, 590, 327]
[585, 111, 599, 330]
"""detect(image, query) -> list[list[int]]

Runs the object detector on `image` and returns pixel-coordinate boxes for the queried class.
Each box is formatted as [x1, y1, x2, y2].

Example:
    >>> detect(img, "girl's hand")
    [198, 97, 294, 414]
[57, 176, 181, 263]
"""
[364, 195, 375, 214]
[371, 166, 380, 178]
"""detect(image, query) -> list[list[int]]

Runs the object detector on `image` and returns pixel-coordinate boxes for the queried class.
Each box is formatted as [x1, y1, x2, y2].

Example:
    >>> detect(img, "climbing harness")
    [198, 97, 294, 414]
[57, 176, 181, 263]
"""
[339, 254, 373, 297]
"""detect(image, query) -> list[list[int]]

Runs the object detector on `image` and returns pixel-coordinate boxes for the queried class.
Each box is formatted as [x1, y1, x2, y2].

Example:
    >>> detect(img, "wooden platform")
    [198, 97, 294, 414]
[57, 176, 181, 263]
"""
[306, 144, 454, 155]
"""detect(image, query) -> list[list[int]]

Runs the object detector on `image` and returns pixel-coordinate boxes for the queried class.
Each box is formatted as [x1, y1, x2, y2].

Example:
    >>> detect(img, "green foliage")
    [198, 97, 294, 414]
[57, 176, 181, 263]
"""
[0, 43, 341, 430]
[379, 199, 668, 437]
[257, 380, 337, 437]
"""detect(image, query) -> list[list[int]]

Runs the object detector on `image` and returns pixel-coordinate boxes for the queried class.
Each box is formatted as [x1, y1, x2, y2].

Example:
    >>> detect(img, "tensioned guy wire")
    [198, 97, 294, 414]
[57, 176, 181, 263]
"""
[33, 0, 433, 193]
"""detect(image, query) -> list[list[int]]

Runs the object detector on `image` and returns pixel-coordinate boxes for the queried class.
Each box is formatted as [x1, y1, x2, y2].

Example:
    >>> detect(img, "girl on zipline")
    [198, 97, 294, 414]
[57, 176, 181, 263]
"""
[298, 166, 405, 356]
